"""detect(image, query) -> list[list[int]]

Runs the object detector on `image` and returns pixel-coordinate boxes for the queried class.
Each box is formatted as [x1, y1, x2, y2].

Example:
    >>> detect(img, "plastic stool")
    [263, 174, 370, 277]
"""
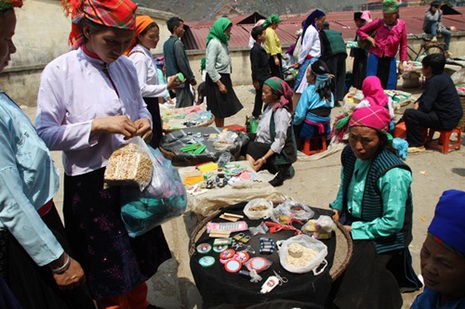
[302, 136, 327, 156]
[426, 127, 462, 154]
[224, 124, 246, 133]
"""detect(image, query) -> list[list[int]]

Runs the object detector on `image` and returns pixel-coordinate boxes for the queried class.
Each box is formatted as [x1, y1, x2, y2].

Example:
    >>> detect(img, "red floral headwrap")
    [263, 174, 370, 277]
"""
[0, 0, 23, 10]
[62, 0, 137, 49]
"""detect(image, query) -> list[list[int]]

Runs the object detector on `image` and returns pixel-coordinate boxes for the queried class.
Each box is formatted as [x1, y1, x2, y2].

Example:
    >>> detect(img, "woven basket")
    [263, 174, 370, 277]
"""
[188, 209, 353, 281]
[459, 95, 465, 132]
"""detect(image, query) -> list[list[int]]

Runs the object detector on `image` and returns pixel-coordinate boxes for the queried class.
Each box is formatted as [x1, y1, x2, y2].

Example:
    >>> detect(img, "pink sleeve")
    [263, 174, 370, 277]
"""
[357, 19, 381, 41]
[399, 22, 408, 61]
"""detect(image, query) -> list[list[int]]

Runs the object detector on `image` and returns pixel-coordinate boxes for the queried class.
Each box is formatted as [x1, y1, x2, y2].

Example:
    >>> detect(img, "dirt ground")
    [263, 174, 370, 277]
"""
[23, 83, 465, 308]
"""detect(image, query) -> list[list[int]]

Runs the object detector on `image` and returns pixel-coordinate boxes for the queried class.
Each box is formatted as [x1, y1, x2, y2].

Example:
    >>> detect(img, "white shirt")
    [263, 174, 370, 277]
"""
[256, 105, 292, 154]
[128, 44, 168, 98]
[298, 26, 321, 64]
[36, 48, 152, 176]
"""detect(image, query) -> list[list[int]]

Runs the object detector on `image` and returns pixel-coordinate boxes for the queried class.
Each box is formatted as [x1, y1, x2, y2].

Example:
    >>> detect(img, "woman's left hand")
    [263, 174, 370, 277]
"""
[397, 62, 404, 74]
[252, 158, 265, 172]
[134, 118, 153, 142]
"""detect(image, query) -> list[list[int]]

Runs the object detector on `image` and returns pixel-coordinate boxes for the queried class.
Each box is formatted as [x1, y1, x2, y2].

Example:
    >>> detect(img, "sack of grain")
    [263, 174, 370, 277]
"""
[104, 142, 153, 191]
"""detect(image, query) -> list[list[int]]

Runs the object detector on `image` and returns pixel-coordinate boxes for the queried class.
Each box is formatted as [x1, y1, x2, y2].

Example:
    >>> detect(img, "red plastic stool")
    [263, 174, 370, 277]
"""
[302, 136, 327, 156]
[426, 127, 462, 154]
[224, 124, 246, 133]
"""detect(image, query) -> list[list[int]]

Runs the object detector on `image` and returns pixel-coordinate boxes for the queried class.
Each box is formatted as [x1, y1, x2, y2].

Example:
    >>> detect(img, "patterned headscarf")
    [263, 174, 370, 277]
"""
[262, 14, 281, 28]
[310, 60, 334, 102]
[206, 17, 232, 47]
[124, 15, 156, 55]
[362, 76, 389, 108]
[382, 0, 400, 13]
[0, 0, 22, 10]
[302, 9, 325, 41]
[62, 0, 137, 49]
[263, 77, 294, 111]
[349, 105, 391, 133]
[428, 190, 465, 258]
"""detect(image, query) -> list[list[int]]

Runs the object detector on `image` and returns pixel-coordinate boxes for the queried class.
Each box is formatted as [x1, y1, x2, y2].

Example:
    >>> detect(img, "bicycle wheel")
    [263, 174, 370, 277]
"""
[425, 44, 444, 56]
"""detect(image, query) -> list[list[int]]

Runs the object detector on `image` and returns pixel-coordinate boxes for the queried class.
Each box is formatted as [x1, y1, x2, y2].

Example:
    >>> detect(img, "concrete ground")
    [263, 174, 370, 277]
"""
[22, 83, 465, 309]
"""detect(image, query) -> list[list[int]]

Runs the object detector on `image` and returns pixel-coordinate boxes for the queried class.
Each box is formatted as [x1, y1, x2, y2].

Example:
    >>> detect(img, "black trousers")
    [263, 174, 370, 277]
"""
[404, 109, 442, 147]
[253, 81, 264, 118]
[268, 54, 283, 79]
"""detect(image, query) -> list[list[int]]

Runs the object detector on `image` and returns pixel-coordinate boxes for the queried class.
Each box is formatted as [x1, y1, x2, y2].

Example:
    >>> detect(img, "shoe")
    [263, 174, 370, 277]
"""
[431, 36, 438, 42]
[285, 166, 295, 179]
[407, 146, 426, 153]
[269, 173, 284, 187]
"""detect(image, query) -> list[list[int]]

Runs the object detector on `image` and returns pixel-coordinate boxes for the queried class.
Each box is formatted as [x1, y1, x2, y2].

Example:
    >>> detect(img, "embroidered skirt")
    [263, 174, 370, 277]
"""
[63, 168, 171, 300]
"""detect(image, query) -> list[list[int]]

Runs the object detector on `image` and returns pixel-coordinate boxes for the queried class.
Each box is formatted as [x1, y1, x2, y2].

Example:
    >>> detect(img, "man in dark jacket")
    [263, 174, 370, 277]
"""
[250, 25, 271, 118]
[319, 22, 347, 103]
[163, 17, 196, 107]
[404, 53, 463, 152]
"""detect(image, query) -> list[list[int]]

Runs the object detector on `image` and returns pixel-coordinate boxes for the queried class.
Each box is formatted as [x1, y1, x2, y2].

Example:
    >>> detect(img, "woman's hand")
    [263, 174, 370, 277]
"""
[274, 56, 280, 66]
[366, 36, 376, 48]
[397, 62, 404, 75]
[253, 80, 260, 90]
[167, 75, 182, 90]
[91, 115, 138, 139]
[252, 157, 266, 172]
[343, 225, 352, 233]
[50, 255, 86, 290]
[217, 81, 227, 94]
[134, 118, 153, 142]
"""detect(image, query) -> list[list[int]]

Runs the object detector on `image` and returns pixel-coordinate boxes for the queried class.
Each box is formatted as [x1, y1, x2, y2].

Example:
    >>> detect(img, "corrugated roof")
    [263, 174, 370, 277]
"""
[183, 6, 465, 51]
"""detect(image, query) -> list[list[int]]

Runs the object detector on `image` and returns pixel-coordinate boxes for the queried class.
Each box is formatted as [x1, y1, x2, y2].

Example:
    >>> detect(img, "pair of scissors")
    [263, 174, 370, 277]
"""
[272, 270, 288, 285]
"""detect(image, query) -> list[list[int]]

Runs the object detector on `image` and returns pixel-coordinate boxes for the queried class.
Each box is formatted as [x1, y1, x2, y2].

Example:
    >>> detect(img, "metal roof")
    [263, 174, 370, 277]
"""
[183, 6, 465, 51]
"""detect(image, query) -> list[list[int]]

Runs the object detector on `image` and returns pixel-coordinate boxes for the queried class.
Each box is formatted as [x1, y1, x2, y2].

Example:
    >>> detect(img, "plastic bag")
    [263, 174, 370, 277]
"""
[243, 198, 273, 220]
[104, 140, 153, 191]
[272, 201, 314, 223]
[120, 137, 187, 237]
[276, 234, 328, 275]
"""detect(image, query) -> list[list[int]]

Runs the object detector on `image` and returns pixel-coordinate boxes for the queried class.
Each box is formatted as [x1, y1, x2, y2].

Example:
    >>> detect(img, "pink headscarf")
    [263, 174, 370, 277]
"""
[362, 76, 389, 108]
[349, 105, 391, 133]
[360, 11, 372, 23]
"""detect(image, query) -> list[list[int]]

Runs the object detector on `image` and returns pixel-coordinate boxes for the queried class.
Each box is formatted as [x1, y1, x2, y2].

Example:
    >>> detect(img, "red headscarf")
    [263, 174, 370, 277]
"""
[362, 76, 389, 108]
[0, 0, 23, 10]
[61, 0, 137, 49]
[124, 15, 155, 56]
[349, 105, 391, 133]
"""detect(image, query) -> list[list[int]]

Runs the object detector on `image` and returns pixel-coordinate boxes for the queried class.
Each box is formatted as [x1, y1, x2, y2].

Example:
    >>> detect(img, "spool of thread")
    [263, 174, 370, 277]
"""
[177, 72, 185, 82]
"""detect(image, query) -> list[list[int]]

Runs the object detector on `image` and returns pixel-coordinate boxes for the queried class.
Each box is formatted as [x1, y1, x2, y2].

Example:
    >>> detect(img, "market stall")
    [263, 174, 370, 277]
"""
[189, 201, 353, 308]
[161, 104, 214, 133]
[159, 127, 249, 166]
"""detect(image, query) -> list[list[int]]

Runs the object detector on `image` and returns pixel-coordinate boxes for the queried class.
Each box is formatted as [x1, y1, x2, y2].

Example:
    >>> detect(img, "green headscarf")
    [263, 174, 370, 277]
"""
[263, 77, 293, 111]
[262, 14, 281, 28]
[200, 57, 206, 71]
[0, 0, 23, 10]
[206, 17, 233, 47]
[382, 0, 400, 13]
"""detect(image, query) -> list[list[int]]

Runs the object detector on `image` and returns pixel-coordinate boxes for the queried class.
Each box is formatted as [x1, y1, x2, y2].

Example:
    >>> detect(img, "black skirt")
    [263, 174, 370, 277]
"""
[143, 97, 163, 148]
[63, 168, 171, 300]
[0, 205, 95, 309]
[205, 73, 243, 119]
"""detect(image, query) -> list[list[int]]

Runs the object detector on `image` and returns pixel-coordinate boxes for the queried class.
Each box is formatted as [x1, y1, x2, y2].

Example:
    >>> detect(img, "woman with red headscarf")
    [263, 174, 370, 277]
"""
[35, 1, 171, 308]
[328, 105, 421, 308]
[246, 77, 297, 187]
[126, 15, 180, 148]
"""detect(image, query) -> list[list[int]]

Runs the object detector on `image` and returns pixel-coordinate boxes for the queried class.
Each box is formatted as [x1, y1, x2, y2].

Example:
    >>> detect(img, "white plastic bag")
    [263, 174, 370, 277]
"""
[243, 198, 273, 220]
[276, 234, 328, 275]
[272, 201, 315, 223]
